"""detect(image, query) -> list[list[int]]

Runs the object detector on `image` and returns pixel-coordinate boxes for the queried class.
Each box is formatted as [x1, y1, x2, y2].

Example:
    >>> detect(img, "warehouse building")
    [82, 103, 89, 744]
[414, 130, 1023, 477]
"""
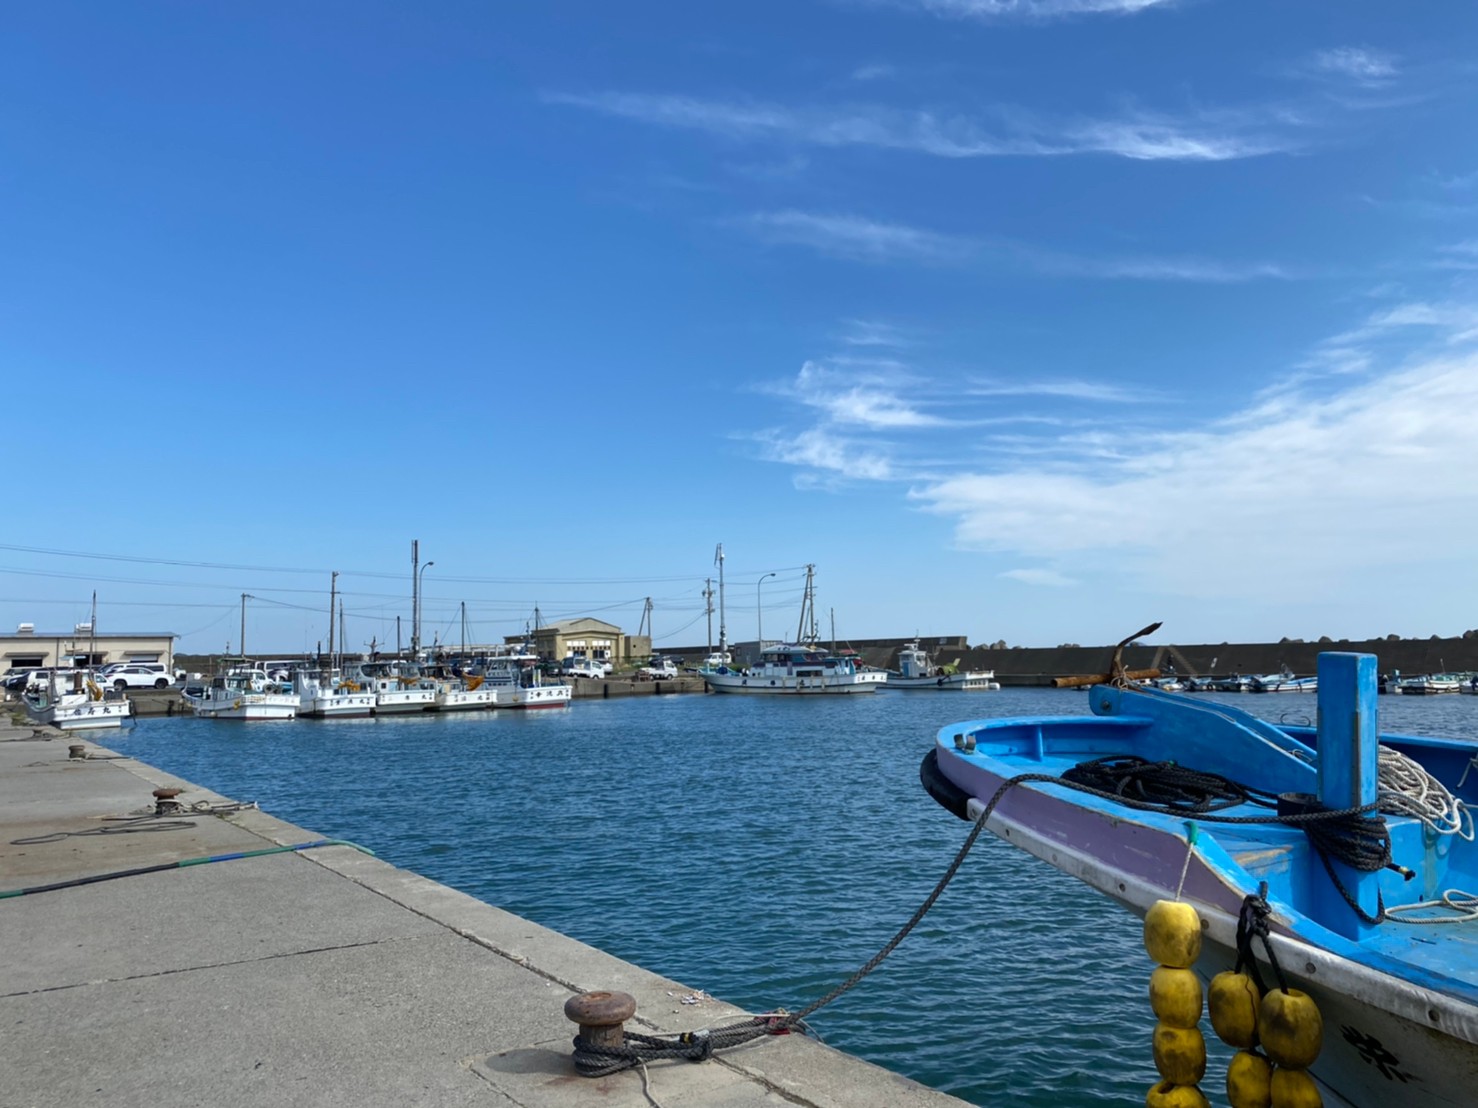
[1, 623, 178, 672]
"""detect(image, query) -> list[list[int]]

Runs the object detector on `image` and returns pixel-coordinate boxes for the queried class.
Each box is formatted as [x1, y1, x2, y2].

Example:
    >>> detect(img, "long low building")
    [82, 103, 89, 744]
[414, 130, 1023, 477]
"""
[1, 623, 177, 672]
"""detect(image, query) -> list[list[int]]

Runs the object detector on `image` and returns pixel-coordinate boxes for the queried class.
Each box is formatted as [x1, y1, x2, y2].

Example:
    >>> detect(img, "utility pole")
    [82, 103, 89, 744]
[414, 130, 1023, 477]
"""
[704, 577, 714, 655]
[410, 539, 419, 656]
[240, 593, 252, 661]
[461, 601, 467, 656]
[338, 599, 346, 664]
[327, 571, 338, 671]
[714, 544, 727, 653]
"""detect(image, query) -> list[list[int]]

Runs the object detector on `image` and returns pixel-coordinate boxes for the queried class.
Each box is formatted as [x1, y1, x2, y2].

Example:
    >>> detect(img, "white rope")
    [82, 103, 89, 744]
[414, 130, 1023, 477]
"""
[1377, 745, 1474, 841]
[1383, 891, 1478, 925]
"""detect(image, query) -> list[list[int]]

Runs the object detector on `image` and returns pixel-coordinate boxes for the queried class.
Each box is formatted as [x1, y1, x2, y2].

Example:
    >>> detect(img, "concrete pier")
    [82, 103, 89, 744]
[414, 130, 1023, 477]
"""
[0, 714, 969, 1108]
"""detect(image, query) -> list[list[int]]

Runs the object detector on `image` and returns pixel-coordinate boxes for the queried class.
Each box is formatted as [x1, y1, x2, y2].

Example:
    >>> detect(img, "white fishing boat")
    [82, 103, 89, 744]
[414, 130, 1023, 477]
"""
[423, 666, 497, 711]
[1397, 673, 1465, 695]
[348, 660, 437, 714]
[186, 668, 298, 721]
[292, 667, 375, 718]
[702, 642, 886, 695]
[23, 670, 132, 730]
[883, 640, 999, 691]
[479, 649, 572, 709]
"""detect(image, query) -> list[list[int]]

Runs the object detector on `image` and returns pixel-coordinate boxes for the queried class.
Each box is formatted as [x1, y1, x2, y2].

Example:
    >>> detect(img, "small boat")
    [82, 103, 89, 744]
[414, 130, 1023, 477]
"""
[347, 660, 437, 714]
[23, 669, 133, 730]
[1249, 667, 1317, 693]
[478, 649, 572, 709]
[186, 668, 298, 721]
[292, 667, 375, 718]
[1397, 673, 1465, 695]
[921, 650, 1478, 1107]
[883, 640, 998, 691]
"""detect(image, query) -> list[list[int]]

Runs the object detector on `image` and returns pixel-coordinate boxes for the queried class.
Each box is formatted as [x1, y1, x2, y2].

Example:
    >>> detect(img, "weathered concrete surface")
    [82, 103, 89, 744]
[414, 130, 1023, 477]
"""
[0, 714, 970, 1108]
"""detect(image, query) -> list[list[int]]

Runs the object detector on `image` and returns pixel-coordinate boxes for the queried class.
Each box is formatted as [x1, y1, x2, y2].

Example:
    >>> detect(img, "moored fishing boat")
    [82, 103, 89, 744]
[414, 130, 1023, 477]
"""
[23, 669, 133, 730]
[883, 640, 998, 691]
[478, 649, 572, 709]
[348, 660, 437, 714]
[920, 648, 1478, 1107]
[424, 665, 497, 711]
[186, 668, 298, 721]
[702, 642, 886, 694]
[292, 666, 375, 718]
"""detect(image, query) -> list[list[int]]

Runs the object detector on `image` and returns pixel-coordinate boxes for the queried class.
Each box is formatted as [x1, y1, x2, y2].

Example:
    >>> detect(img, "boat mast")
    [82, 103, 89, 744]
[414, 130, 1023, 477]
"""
[715, 544, 727, 653]
[328, 571, 338, 670]
[796, 564, 817, 645]
[461, 601, 467, 657]
[89, 590, 97, 670]
[338, 598, 346, 662]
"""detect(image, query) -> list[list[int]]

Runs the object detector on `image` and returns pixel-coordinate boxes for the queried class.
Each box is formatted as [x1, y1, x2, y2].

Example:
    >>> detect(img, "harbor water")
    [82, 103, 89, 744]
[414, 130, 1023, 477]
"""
[109, 689, 1478, 1106]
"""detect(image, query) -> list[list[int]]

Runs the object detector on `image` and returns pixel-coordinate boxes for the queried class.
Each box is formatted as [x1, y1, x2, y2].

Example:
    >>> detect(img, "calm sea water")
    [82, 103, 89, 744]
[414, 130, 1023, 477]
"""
[109, 688, 1478, 1106]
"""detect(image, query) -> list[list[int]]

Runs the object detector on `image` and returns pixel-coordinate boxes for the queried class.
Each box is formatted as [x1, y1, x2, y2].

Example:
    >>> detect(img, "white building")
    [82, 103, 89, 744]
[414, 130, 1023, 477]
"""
[1, 623, 177, 672]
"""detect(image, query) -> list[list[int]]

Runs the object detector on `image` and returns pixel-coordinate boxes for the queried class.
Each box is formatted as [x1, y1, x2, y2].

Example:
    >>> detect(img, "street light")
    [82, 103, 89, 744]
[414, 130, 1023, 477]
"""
[414, 561, 434, 656]
[756, 572, 777, 651]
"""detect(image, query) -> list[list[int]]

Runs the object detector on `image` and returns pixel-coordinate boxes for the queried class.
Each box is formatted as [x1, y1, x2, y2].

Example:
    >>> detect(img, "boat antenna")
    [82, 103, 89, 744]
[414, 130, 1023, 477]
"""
[796, 564, 817, 645]
[89, 590, 97, 671]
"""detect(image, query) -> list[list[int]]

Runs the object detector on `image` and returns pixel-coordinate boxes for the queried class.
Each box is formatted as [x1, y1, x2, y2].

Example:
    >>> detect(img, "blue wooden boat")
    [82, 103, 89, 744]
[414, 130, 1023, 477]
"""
[921, 652, 1478, 1106]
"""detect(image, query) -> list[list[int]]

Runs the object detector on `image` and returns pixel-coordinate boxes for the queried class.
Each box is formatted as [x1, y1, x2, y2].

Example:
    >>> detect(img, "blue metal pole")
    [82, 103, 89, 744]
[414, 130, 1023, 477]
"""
[1315, 652, 1380, 939]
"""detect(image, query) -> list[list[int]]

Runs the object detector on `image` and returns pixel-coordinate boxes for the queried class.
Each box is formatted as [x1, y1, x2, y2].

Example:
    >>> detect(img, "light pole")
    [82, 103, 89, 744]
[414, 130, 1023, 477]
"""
[414, 561, 434, 656]
[756, 572, 776, 651]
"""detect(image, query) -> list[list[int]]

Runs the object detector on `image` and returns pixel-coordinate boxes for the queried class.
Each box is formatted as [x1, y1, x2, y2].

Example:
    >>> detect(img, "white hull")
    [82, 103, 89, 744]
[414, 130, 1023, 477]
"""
[885, 673, 999, 691]
[373, 690, 436, 713]
[434, 687, 497, 711]
[27, 698, 132, 730]
[192, 694, 299, 721]
[503, 685, 572, 709]
[703, 672, 885, 694]
[966, 796, 1478, 1108]
[301, 693, 376, 718]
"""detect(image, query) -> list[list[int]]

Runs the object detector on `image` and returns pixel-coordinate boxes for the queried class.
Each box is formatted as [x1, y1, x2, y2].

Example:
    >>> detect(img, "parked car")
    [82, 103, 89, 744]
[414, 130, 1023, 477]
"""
[638, 656, 679, 680]
[560, 657, 605, 681]
[104, 663, 172, 690]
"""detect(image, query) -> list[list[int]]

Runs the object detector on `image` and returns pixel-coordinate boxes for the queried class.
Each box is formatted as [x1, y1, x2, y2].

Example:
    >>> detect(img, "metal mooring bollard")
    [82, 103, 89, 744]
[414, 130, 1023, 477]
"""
[153, 787, 184, 815]
[565, 990, 637, 1075]
[68, 744, 87, 760]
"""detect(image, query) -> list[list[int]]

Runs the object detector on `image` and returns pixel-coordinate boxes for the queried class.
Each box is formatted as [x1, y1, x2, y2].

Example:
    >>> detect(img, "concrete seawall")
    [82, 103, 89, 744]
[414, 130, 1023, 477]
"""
[0, 715, 967, 1108]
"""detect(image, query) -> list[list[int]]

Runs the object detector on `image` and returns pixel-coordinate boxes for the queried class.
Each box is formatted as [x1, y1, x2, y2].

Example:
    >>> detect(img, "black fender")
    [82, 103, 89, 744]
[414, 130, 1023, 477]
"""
[920, 748, 973, 822]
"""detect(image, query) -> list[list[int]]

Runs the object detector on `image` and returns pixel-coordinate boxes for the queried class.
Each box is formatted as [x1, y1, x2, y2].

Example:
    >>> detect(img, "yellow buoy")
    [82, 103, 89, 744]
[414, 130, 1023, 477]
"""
[1152, 1023, 1208, 1086]
[1209, 971, 1262, 1048]
[1150, 966, 1204, 1029]
[1260, 989, 1323, 1069]
[1269, 1065, 1323, 1107]
[1144, 900, 1203, 968]
[1226, 1049, 1273, 1108]
[1146, 1080, 1212, 1108]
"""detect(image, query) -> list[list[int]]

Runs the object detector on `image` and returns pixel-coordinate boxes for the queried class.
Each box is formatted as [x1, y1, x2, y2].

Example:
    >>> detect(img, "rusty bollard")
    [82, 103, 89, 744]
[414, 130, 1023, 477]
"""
[68, 744, 87, 760]
[565, 990, 637, 1076]
[153, 787, 184, 816]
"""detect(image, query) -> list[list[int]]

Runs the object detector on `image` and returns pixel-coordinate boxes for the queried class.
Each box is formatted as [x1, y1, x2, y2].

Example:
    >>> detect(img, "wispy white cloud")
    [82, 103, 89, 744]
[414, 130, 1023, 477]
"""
[851, 63, 896, 82]
[738, 208, 1292, 282]
[742, 210, 972, 263]
[881, 0, 1174, 20]
[784, 360, 953, 428]
[967, 379, 1160, 402]
[1306, 47, 1400, 87]
[752, 426, 896, 481]
[545, 91, 1298, 162]
[839, 319, 912, 347]
[1000, 568, 1079, 587]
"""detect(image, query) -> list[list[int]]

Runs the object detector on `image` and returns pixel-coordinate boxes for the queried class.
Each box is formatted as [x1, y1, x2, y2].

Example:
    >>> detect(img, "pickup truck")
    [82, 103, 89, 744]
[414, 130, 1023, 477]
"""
[638, 657, 679, 680]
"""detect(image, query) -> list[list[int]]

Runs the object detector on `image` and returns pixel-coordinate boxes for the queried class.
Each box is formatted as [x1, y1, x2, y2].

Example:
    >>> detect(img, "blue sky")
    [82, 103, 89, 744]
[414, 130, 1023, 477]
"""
[4, 1, 1478, 655]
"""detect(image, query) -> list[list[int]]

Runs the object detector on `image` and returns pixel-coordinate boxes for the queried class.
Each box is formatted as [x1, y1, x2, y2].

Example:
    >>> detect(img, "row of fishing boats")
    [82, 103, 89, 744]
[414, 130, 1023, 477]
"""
[1150, 669, 1478, 695]
[698, 639, 1000, 695]
[183, 653, 572, 721]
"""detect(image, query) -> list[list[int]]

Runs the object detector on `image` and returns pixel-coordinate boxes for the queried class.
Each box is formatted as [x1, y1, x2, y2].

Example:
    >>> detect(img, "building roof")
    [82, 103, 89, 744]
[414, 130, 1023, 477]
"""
[0, 631, 178, 640]
[535, 618, 623, 635]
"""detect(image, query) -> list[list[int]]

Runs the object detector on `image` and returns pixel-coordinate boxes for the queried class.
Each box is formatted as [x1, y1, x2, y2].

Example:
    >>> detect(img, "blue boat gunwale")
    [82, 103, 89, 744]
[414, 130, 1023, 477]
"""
[932, 694, 1478, 1011]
